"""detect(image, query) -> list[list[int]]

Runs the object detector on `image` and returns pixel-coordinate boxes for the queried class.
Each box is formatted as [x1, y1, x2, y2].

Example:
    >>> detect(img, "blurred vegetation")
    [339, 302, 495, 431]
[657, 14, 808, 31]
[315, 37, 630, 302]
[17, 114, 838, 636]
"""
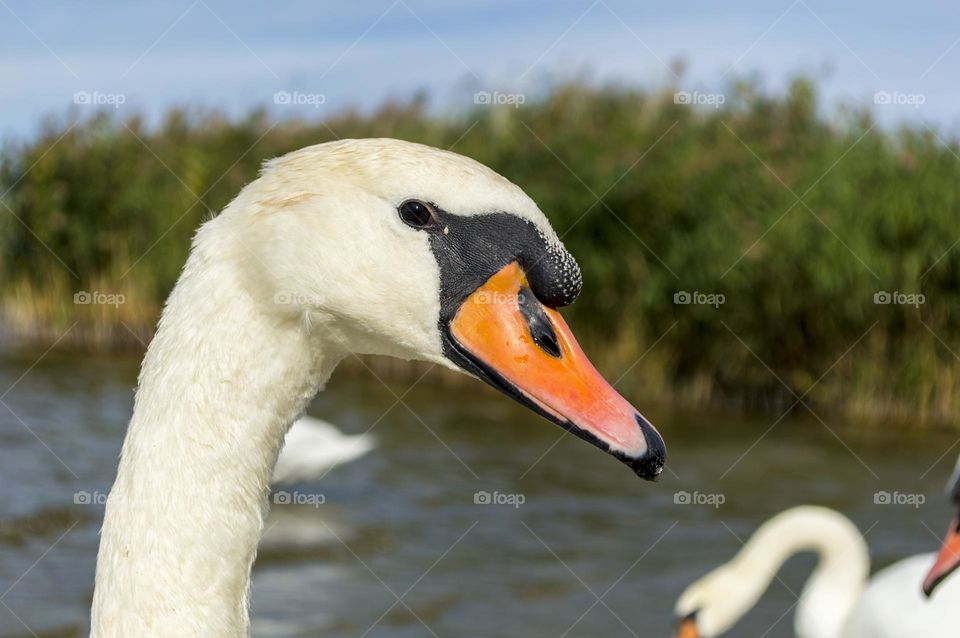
[4, 78, 960, 425]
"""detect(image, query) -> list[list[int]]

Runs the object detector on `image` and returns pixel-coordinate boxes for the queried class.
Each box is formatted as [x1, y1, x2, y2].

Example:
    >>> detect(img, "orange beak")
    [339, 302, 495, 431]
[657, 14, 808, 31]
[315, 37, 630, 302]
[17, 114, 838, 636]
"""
[672, 615, 700, 638]
[923, 511, 960, 596]
[443, 262, 665, 480]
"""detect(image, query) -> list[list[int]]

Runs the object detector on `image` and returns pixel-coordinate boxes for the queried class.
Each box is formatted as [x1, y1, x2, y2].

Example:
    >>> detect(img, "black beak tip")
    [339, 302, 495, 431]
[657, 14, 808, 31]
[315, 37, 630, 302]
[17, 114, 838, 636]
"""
[923, 574, 945, 598]
[628, 414, 667, 481]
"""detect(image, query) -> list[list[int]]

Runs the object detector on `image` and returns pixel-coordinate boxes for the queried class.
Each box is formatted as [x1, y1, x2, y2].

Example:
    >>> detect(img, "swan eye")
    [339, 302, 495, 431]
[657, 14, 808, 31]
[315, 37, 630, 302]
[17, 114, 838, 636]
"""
[398, 200, 436, 228]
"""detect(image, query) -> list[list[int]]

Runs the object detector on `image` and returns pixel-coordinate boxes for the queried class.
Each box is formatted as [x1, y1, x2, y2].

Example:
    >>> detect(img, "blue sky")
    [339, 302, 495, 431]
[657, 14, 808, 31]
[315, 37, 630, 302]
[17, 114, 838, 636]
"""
[3, 0, 960, 140]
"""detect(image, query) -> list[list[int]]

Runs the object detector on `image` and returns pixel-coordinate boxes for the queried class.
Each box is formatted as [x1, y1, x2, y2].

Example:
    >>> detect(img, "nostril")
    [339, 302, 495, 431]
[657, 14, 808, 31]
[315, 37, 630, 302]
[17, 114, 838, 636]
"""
[517, 287, 562, 358]
[535, 328, 561, 358]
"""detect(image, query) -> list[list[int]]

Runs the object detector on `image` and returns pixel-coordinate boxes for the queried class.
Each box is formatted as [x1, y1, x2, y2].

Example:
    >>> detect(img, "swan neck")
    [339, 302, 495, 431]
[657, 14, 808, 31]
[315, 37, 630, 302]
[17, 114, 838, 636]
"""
[91, 224, 342, 637]
[736, 508, 870, 638]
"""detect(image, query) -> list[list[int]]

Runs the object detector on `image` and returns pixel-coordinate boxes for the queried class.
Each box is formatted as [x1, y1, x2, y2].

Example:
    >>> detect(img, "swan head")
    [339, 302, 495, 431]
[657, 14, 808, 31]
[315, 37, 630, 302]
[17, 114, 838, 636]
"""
[672, 563, 756, 638]
[228, 138, 665, 480]
[924, 456, 960, 596]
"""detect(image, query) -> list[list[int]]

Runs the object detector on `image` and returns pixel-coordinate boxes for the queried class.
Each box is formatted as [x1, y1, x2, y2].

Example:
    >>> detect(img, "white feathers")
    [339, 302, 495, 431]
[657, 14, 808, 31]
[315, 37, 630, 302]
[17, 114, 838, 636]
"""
[841, 553, 960, 638]
[91, 138, 574, 637]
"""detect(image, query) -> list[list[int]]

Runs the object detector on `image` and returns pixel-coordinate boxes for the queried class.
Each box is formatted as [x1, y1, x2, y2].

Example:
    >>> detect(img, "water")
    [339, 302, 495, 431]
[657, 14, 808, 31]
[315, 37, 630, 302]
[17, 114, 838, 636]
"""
[0, 352, 956, 638]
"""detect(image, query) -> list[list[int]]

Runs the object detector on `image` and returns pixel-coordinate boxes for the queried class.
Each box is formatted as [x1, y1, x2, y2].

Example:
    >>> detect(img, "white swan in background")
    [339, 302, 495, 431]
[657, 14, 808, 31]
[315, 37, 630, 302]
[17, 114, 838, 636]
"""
[673, 505, 960, 638]
[91, 138, 666, 637]
[272, 415, 374, 484]
[263, 418, 373, 552]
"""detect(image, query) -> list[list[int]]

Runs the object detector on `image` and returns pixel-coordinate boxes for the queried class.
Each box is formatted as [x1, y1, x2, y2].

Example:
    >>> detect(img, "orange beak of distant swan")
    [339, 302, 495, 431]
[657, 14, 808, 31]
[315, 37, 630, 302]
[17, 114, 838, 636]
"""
[672, 615, 700, 638]
[445, 262, 665, 480]
[923, 511, 960, 596]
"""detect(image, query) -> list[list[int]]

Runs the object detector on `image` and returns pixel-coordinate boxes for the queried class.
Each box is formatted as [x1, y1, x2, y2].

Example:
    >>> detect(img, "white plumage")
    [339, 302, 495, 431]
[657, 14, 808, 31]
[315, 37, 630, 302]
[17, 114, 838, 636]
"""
[91, 138, 568, 637]
[842, 553, 960, 637]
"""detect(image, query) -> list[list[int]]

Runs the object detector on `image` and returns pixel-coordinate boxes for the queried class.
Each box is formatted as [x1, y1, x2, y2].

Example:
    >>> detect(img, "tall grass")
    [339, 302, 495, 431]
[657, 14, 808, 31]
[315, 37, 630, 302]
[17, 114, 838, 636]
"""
[4, 78, 960, 424]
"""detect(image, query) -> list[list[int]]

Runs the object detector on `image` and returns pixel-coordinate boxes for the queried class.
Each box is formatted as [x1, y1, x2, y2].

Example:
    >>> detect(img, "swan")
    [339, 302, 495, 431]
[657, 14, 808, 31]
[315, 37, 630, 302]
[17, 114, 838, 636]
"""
[673, 505, 960, 638]
[272, 415, 374, 484]
[923, 455, 960, 596]
[90, 138, 666, 637]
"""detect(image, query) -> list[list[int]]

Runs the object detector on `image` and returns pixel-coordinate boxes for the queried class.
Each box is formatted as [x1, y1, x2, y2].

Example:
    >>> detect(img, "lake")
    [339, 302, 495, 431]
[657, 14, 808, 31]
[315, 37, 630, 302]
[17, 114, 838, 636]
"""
[0, 351, 955, 637]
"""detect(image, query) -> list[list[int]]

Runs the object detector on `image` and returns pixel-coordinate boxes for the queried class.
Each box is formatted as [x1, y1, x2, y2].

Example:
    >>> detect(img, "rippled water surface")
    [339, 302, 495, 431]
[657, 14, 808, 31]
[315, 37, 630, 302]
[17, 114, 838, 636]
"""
[0, 352, 955, 637]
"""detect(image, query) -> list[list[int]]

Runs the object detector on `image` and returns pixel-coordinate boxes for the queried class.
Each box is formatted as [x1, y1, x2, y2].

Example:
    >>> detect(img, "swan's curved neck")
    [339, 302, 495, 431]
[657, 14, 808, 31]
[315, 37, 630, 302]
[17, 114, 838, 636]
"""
[732, 509, 869, 638]
[91, 220, 343, 637]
